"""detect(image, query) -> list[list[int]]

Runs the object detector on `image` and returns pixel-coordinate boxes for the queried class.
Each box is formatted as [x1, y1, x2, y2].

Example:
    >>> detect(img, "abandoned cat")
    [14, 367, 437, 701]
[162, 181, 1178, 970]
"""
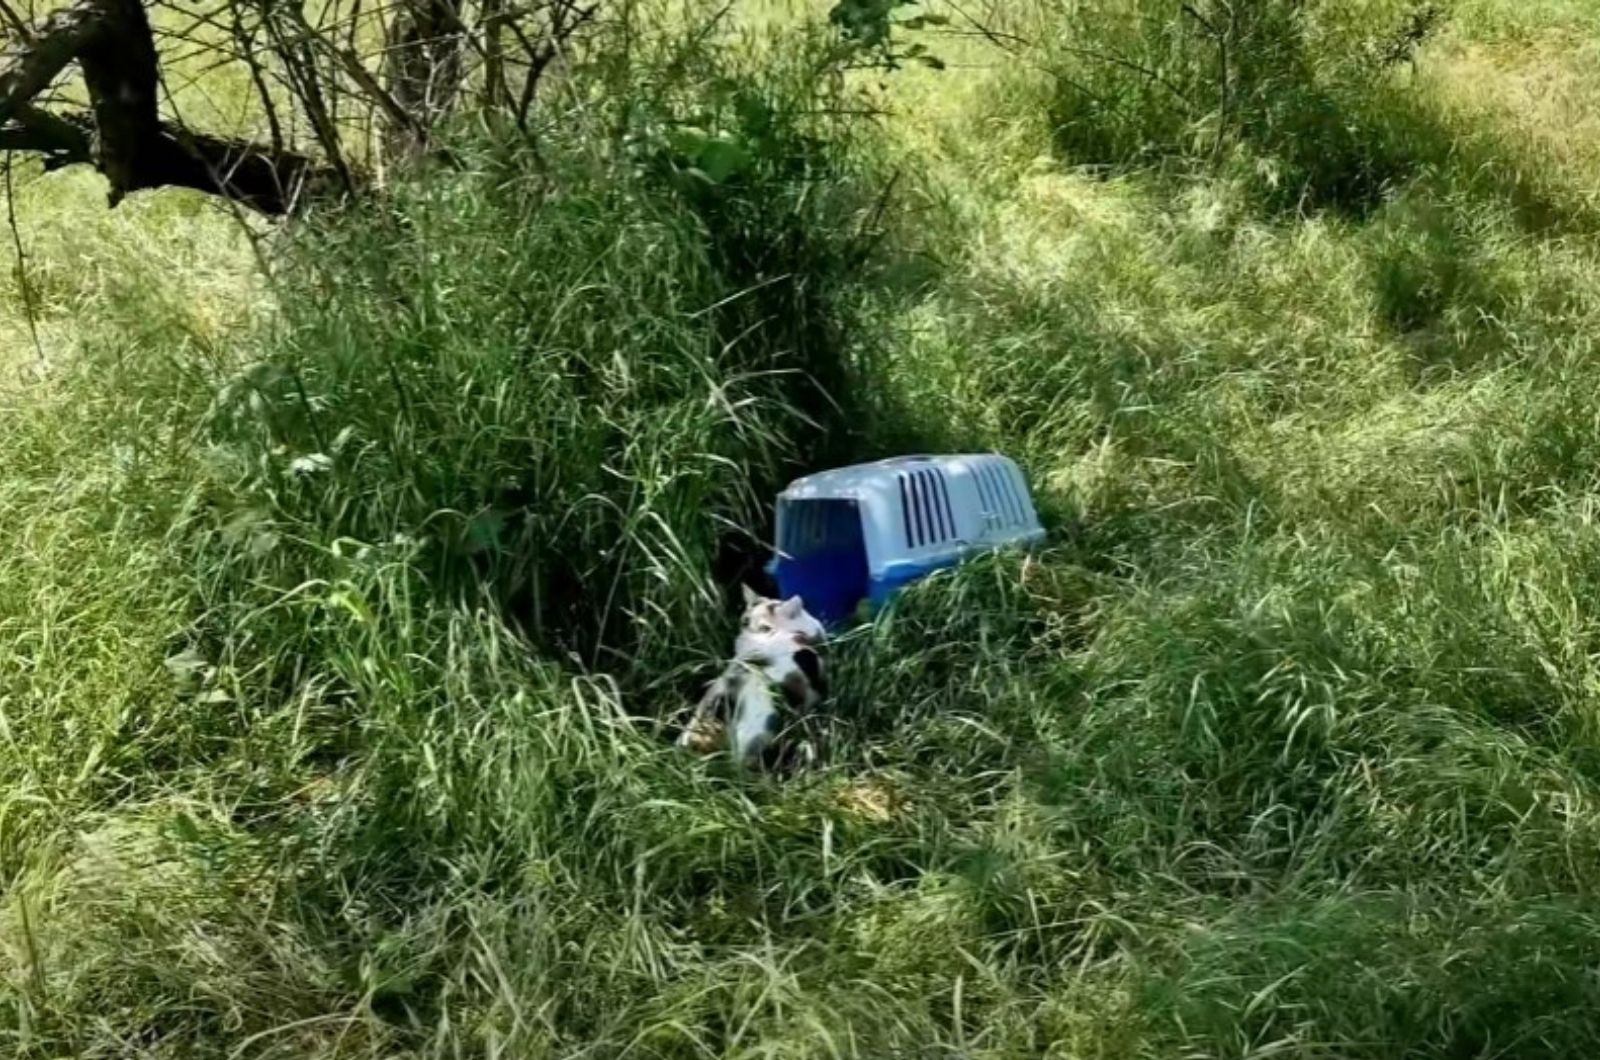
[677, 586, 827, 769]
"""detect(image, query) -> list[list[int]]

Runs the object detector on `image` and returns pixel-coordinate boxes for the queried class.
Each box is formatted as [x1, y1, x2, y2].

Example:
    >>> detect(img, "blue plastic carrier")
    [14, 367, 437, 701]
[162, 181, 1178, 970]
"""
[767, 454, 1046, 625]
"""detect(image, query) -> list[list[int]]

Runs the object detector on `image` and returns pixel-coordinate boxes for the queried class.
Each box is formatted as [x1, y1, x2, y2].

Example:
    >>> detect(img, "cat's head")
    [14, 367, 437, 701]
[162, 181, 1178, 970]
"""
[741, 584, 825, 646]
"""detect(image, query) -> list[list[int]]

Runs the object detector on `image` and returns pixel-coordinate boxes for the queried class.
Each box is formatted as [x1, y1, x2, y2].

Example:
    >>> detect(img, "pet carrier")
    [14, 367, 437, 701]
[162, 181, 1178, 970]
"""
[767, 454, 1046, 625]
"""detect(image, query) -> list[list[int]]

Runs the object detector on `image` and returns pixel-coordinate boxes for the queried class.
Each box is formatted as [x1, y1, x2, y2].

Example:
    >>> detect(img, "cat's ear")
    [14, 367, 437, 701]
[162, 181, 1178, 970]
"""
[778, 596, 804, 620]
[742, 584, 763, 609]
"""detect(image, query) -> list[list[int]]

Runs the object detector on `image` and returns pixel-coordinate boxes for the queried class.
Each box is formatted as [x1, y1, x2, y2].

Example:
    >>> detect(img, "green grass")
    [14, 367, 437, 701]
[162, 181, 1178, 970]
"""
[8, 0, 1600, 1056]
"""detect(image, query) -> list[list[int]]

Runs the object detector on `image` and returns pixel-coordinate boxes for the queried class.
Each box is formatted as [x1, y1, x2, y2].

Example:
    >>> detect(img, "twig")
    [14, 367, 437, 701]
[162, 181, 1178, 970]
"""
[4, 148, 45, 365]
[265, 14, 355, 196]
[1214, 1, 1233, 160]
[230, 1, 283, 156]
[851, 167, 901, 267]
[481, 0, 508, 108]
[944, 0, 1030, 52]
[287, 5, 424, 142]
[510, 0, 598, 132]
[0, 0, 32, 41]
[0, 0, 111, 129]
[154, 66, 277, 290]
[16, 892, 47, 1009]
[1054, 42, 1193, 104]
[1180, 2, 1217, 34]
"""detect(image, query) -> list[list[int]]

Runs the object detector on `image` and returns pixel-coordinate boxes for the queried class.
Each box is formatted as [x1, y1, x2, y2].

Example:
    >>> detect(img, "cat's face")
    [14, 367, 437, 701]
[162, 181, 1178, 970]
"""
[741, 586, 825, 646]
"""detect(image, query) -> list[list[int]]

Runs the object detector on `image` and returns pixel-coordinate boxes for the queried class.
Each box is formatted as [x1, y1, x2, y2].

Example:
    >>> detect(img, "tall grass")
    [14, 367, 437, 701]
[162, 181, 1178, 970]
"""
[8, 0, 1600, 1056]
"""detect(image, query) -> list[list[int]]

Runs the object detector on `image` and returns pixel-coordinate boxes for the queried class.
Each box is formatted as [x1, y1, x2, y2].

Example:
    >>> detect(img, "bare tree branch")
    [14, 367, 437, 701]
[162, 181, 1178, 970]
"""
[265, 11, 356, 196]
[0, 0, 610, 213]
[384, 0, 464, 158]
[0, 0, 34, 42]
[0, 0, 107, 128]
[5, 150, 45, 363]
[294, 8, 425, 148]
[228, 1, 285, 156]
[4, 103, 90, 165]
[1, 105, 339, 212]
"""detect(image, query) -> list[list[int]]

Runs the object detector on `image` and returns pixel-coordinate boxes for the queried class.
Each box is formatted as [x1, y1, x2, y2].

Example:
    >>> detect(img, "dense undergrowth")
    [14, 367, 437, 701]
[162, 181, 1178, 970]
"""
[7, 0, 1600, 1056]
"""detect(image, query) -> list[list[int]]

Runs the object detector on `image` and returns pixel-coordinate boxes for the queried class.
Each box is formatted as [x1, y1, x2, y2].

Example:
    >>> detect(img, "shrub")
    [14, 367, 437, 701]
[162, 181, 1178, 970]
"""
[198, 13, 894, 676]
[1041, 0, 1447, 212]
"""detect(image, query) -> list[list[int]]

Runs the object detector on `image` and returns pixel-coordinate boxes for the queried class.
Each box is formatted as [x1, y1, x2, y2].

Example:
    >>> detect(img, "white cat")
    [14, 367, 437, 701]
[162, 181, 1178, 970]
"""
[677, 586, 827, 768]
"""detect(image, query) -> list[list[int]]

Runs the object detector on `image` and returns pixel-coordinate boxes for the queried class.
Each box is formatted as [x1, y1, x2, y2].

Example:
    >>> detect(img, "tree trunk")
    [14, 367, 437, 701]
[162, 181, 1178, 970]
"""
[0, 0, 601, 212]
[76, 0, 161, 204]
[384, 0, 465, 162]
[0, 0, 106, 128]
[0, 0, 345, 213]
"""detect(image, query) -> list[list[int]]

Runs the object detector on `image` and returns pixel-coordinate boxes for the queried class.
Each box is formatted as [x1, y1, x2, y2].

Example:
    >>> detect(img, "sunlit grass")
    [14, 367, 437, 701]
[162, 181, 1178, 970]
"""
[8, 0, 1600, 1056]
